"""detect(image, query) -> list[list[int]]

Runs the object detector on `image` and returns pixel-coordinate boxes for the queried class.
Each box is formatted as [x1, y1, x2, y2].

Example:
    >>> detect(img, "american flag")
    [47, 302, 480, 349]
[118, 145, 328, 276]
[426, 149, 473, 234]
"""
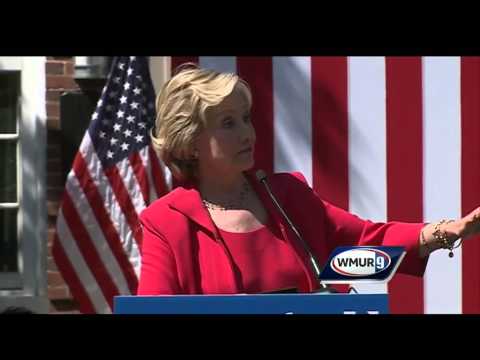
[171, 56, 480, 314]
[53, 56, 169, 314]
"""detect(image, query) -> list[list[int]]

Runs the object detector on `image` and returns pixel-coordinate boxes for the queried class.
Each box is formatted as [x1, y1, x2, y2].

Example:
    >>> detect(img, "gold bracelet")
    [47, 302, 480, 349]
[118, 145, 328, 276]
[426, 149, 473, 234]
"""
[433, 219, 460, 258]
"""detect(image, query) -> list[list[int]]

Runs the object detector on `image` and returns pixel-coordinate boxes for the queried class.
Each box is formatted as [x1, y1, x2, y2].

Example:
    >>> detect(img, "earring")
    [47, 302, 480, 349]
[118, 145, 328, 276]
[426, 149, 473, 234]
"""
[192, 150, 199, 159]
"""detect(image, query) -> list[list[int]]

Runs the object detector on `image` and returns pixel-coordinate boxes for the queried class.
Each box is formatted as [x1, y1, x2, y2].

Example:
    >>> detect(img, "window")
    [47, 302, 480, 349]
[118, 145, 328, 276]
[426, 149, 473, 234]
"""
[0, 71, 20, 276]
[0, 57, 48, 313]
[75, 56, 111, 79]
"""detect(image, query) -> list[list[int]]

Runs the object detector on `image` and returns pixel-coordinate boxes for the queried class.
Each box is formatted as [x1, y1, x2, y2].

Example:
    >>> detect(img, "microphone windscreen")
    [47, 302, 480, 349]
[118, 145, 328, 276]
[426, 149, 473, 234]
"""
[255, 169, 267, 182]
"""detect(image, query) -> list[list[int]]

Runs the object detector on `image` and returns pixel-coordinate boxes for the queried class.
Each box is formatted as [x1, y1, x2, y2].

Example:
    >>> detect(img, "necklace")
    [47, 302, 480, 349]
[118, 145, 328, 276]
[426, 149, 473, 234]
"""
[202, 180, 250, 211]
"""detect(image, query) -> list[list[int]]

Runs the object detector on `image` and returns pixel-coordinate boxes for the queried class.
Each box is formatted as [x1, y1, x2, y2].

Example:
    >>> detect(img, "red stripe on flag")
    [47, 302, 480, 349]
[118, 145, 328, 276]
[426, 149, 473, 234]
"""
[237, 57, 274, 175]
[61, 192, 118, 310]
[310, 57, 349, 293]
[149, 145, 168, 197]
[311, 57, 348, 209]
[104, 165, 143, 247]
[461, 56, 480, 313]
[52, 233, 96, 314]
[385, 57, 424, 314]
[73, 154, 138, 294]
[129, 152, 150, 205]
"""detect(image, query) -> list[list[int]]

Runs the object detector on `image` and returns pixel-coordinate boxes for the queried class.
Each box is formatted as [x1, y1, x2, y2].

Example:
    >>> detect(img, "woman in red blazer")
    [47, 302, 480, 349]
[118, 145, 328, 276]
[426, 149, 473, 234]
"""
[137, 64, 480, 295]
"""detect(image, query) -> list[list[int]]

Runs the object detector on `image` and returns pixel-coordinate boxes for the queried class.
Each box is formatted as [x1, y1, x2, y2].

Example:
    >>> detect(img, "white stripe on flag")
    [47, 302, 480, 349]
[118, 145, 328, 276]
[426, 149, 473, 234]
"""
[56, 211, 111, 314]
[423, 57, 462, 314]
[116, 157, 148, 214]
[143, 146, 173, 193]
[199, 57, 237, 74]
[347, 56, 388, 294]
[144, 146, 173, 195]
[273, 56, 313, 185]
[138, 147, 158, 203]
[80, 134, 142, 277]
[348, 56, 387, 222]
[65, 175, 131, 295]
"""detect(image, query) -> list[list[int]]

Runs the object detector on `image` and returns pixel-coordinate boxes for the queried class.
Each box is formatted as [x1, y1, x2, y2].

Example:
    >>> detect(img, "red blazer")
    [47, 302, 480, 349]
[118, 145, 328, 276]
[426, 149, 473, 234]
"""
[137, 170, 427, 295]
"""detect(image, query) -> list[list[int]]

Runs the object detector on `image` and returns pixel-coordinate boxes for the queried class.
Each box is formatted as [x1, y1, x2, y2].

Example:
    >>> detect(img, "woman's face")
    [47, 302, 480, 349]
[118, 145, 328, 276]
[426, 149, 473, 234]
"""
[195, 84, 256, 176]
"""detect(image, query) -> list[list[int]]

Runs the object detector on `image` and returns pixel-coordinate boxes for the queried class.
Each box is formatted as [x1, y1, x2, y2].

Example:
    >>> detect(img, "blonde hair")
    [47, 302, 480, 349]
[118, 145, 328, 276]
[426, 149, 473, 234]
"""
[151, 63, 252, 183]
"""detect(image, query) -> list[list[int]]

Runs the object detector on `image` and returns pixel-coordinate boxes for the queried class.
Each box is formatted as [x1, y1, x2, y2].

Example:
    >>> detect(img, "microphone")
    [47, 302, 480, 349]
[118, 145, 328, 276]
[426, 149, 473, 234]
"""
[255, 170, 335, 293]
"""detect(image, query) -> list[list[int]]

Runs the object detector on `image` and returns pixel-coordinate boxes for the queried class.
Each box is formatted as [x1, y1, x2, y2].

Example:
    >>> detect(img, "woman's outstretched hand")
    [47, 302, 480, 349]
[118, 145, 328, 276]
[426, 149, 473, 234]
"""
[419, 207, 480, 258]
[457, 206, 480, 240]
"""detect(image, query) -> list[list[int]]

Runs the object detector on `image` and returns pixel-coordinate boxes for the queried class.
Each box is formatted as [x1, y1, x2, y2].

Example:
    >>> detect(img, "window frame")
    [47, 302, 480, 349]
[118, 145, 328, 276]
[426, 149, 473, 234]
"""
[0, 57, 48, 313]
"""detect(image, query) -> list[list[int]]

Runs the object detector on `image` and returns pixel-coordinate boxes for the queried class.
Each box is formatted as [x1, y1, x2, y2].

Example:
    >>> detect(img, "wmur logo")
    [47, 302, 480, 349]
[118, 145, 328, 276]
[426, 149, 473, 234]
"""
[319, 246, 406, 284]
[330, 248, 391, 277]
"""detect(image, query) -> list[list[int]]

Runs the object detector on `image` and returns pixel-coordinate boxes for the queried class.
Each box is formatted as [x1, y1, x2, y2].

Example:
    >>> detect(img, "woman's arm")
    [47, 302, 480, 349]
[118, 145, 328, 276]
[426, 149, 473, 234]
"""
[287, 172, 480, 276]
[320, 200, 427, 276]
[286, 172, 427, 276]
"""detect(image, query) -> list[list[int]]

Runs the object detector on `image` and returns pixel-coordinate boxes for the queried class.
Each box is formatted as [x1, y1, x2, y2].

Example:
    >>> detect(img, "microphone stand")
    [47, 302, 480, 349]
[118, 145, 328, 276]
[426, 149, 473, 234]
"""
[255, 170, 337, 294]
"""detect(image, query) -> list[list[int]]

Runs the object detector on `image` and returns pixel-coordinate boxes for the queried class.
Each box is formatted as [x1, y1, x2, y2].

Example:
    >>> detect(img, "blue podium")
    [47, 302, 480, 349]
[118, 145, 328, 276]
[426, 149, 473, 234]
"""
[114, 293, 389, 314]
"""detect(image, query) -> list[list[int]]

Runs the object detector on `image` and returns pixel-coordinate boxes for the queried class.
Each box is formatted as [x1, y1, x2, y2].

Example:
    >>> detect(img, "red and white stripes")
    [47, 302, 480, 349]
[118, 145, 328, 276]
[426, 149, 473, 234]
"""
[173, 56, 480, 313]
[53, 132, 169, 313]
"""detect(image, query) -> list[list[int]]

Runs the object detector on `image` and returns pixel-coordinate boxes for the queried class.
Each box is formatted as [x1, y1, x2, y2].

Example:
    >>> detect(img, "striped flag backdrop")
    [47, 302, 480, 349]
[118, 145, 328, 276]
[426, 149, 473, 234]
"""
[172, 56, 480, 314]
[53, 57, 169, 314]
